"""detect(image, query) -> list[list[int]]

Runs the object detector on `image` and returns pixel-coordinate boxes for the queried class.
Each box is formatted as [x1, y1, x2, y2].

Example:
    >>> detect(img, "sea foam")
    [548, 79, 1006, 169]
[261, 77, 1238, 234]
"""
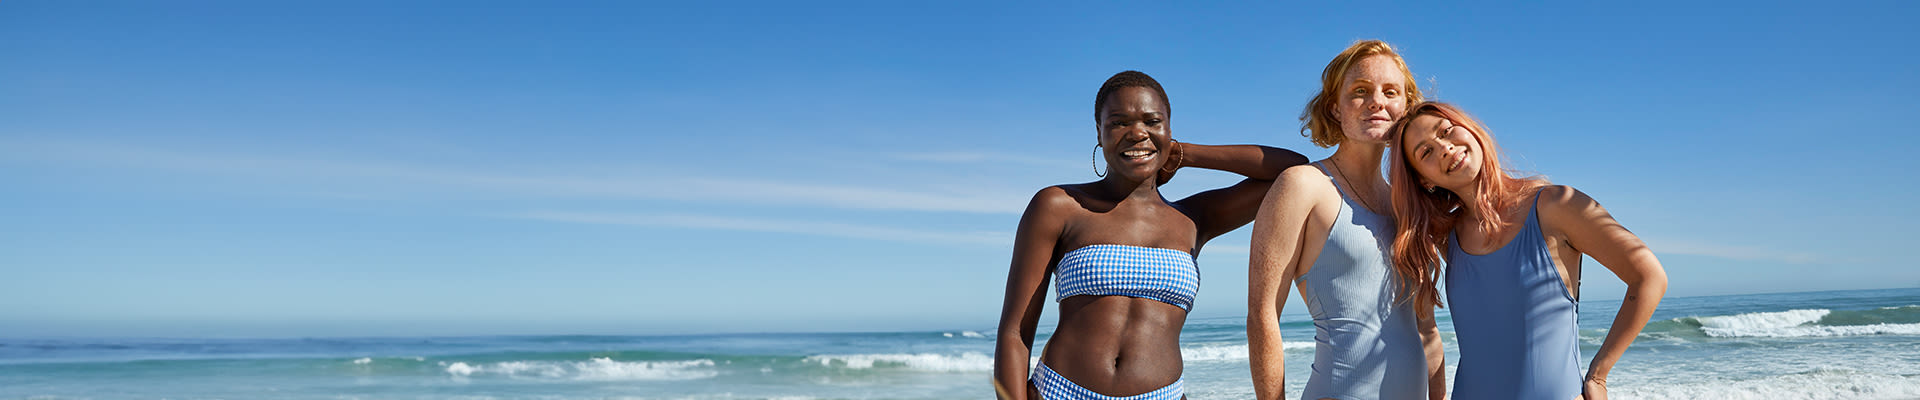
[941, 331, 989, 339]
[1182, 342, 1316, 362]
[1612, 368, 1920, 400]
[803, 352, 994, 372]
[800, 342, 1317, 373]
[1687, 309, 1920, 338]
[441, 358, 717, 381]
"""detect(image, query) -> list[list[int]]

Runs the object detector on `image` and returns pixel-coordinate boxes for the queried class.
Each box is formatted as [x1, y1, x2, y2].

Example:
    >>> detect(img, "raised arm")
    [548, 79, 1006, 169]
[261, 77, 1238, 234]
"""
[993, 187, 1071, 400]
[1170, 143, 1311, 244]
[1246, 166, 1328, 400]
[1173, 142, 1309, 181]
[1539, 186, 1668, 400]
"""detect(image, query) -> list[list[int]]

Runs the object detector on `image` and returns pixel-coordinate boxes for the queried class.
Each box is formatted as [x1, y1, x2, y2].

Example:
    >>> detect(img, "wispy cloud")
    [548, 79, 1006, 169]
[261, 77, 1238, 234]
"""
[0, 140, 1029, 214]
[514, 211, 1012, 246]
[1647, 238, 1820, 264]
[887, 151, 1081, 171]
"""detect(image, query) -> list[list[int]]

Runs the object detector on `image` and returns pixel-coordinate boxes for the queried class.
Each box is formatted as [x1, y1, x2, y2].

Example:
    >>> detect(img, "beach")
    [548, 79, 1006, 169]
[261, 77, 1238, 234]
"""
[4, 287, 1917, 399]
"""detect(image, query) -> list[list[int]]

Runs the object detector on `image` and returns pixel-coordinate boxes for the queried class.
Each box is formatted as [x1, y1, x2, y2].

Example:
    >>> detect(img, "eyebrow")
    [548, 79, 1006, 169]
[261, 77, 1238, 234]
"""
[1412, 118, 1446, 147]
[1350, 79, 1407, 90]
[1104, 111, 1164, 119]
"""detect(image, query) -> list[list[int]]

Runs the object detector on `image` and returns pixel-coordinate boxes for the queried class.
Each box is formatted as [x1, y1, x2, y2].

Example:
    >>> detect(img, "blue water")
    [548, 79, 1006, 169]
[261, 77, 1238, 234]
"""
[4, 288, 1919, 399]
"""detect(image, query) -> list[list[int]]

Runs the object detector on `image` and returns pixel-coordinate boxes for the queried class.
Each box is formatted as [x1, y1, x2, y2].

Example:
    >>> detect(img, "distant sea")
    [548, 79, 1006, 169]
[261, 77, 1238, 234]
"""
[4, 288, 1918, 399]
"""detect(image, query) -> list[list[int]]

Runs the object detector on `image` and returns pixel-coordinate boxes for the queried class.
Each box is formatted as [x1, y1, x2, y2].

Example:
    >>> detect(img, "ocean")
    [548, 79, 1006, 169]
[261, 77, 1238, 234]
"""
[4, 288, 1918, 399]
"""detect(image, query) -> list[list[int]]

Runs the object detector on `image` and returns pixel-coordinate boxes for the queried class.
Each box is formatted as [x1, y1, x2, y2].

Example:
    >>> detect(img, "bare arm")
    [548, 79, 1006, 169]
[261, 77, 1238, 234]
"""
[1247, 166, 1327, 400]
[1175, 142, 1309, 181]
[1418, 305, 1447, 400]
[1540, 186, 1668, 400]
[993, 187, 1071, 400]
[1172, 144, 1311, 244]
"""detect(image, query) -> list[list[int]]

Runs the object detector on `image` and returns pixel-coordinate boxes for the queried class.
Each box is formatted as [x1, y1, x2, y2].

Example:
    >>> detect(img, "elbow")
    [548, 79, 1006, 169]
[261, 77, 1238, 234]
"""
[996, 324, 1032, 349]
[1269, 147, 1309, 167]
[1628, 268, 1670, 299]
[1254, 147, 1303, 180]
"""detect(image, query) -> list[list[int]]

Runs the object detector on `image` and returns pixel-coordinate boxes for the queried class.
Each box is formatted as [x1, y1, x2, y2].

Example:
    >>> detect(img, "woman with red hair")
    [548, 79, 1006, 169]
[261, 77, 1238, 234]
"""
[1246, 39, 1445, 400]
[1388, 101, 1669, 400]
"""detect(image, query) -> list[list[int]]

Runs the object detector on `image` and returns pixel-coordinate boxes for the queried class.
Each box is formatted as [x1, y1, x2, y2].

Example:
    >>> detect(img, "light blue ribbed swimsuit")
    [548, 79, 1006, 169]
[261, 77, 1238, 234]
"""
[1446, 191, 1582, 400]
[1296, 162, 1427, 400]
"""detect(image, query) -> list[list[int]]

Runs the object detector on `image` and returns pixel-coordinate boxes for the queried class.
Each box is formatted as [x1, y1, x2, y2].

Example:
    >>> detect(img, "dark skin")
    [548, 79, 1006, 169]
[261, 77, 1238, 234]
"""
[993, 86, 1308, 398]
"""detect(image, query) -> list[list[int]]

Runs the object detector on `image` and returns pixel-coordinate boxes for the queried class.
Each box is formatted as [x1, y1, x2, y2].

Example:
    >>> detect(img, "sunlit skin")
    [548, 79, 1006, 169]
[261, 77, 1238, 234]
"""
[1247, 54, 1446, 400]
[1398, 113, 1670, 400]
[993, 85, 1308, 399]
[1399, 115, 1483, 192]
[1331, 56, 1410, 149]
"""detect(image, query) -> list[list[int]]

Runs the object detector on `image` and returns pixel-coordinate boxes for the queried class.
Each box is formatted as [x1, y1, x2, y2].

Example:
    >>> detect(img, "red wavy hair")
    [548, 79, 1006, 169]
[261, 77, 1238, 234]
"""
[1387, 102, 1548, 310]
[1299, 39, 1423, 148]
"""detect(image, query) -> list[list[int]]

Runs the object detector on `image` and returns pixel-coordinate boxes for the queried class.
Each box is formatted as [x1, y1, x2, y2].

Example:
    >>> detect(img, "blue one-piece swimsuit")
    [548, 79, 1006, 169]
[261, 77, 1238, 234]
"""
[1447, 190, 1583, 400]
[1295, 162, 1428, 400]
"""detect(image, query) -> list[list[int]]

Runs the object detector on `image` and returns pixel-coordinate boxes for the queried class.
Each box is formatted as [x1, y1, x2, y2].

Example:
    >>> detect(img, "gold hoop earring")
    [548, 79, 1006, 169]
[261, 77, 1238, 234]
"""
[1091, 144, 1106, 178]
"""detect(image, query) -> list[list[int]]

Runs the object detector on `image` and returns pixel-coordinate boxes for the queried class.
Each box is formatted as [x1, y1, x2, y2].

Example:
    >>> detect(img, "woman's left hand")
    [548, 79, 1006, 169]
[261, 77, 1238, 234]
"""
[1579, 376, 1608, 400]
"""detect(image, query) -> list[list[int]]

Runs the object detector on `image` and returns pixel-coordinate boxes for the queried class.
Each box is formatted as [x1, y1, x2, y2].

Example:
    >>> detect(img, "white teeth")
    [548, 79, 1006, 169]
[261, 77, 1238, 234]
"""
[1123, 150, 1152, 157]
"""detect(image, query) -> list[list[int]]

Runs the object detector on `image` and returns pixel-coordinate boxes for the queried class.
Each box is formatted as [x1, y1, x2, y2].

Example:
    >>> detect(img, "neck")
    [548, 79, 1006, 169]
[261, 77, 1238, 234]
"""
[1454, 183, 1482, 214]
[1451, 175, 1491, 221]
[1325, 141, 1387, 188]
[1097, 174, 1162, 203]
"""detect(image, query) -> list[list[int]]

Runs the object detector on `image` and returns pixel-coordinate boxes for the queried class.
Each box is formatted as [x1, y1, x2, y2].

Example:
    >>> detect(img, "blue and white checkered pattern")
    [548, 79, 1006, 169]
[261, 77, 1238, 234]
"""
[1055, 244, 1200, 311]
[1032, 362, 1184, 400]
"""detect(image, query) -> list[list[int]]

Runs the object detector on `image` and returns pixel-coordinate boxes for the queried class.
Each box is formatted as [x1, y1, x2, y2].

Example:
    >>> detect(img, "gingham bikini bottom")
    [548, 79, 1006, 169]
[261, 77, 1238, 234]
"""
[1031, 362, 1183, 400]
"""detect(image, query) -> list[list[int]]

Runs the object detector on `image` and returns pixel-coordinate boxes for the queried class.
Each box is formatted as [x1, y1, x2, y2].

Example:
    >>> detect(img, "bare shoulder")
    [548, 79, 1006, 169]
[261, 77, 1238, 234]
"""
[1026, 185, 1080, 216]
[1535, 184, 1612, 236]
[1273, 164, 1335, 198]
[1536, 184, 1602, 216]
[1260, 163, 1336, 211]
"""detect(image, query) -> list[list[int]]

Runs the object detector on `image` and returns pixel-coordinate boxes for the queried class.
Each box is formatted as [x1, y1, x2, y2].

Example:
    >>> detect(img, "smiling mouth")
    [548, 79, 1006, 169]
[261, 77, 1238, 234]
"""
[1121, 149, 1156, 162]
[1447, 151, 1467, 173]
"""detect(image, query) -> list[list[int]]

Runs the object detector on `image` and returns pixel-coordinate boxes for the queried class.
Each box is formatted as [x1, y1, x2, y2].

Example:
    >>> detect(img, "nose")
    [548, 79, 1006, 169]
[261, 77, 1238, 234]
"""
[1366, 90, 1387, 112]
[1124, 122, 1151, 142]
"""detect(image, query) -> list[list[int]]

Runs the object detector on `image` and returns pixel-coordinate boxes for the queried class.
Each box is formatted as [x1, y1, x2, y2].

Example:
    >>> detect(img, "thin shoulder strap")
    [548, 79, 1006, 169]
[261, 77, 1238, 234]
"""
[1526, 185, 1575, 300]
[1527, 186, 1550, 225]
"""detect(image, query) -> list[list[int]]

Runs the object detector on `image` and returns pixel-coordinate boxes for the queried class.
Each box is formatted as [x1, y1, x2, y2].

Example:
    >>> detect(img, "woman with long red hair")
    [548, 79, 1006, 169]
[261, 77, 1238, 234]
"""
[1388, 101, 1669, 400]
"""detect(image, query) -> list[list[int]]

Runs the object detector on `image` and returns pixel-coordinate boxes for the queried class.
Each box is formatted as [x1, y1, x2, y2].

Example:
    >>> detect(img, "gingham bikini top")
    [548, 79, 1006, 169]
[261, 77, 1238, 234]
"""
[1054, 244, 1200, 311]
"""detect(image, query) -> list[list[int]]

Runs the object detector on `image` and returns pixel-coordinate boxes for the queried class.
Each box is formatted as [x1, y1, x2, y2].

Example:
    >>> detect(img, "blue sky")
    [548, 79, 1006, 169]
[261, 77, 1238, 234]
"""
[2, 1, 1917, 337]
